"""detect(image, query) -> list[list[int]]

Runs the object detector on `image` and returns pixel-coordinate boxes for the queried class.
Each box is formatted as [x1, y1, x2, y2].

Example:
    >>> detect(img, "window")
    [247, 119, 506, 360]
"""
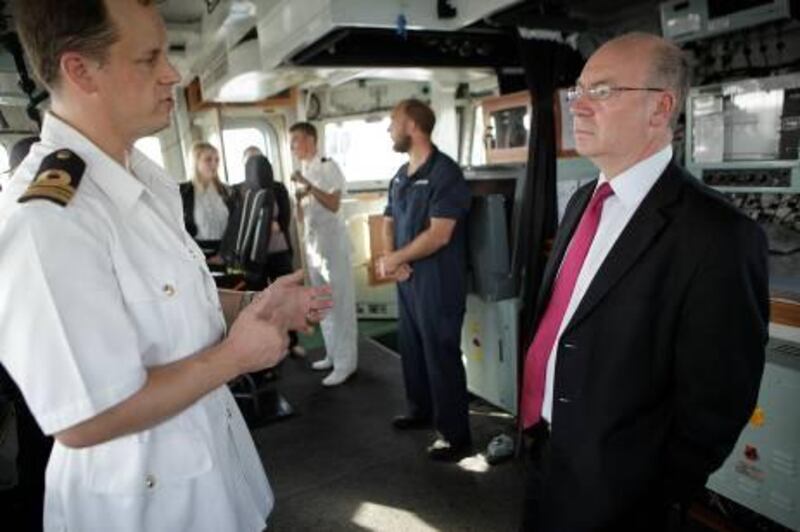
[0, 143, 9, 174]
[324, 116, 406, 188]
[0, 143, 8, 189]
[470, 104, 487, 166]
[211, 127, 271, 185]
[135, 136, 164, 168]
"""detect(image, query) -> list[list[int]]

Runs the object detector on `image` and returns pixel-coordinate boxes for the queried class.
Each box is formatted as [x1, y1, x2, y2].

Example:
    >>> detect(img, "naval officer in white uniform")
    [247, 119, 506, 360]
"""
[290, 122, 358, 387]
[0, 1, 331, 530]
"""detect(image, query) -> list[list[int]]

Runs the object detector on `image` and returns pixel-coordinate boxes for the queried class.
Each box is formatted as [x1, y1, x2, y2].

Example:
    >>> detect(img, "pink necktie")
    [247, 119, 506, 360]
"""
[520, 182, 614, 428]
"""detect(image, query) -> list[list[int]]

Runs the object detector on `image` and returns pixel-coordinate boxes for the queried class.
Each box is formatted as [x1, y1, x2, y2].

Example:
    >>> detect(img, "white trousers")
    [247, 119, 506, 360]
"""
[304, 221, 358, 372]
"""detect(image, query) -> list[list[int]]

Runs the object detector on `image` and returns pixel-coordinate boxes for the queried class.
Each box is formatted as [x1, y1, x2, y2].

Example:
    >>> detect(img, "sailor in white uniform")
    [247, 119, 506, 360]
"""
[290, 122, 358, 387]
[0, 1, 330, 530]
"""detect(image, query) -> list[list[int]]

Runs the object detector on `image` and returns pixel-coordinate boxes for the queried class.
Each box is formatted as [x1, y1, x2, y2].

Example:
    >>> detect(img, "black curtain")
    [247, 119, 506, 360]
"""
[512, 37, 583, 356]
[1, 33, 45, 129]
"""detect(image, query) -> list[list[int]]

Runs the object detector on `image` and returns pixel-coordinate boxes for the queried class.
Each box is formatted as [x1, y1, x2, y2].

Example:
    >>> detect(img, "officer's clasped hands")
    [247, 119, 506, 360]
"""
[257, 270, 333, 332]
[225, 270, 333, 374]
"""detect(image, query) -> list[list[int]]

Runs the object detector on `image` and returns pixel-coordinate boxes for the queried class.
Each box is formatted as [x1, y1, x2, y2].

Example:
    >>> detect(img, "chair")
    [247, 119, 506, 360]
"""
[217, 289, 294, 425]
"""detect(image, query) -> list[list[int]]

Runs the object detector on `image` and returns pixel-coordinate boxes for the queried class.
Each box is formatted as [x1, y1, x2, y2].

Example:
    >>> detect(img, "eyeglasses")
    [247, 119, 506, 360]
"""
[566, 84, 666, 102]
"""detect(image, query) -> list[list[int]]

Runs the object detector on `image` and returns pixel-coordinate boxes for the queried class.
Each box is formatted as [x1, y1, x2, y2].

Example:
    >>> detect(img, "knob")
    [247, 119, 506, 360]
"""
[744, 445, 759, 461]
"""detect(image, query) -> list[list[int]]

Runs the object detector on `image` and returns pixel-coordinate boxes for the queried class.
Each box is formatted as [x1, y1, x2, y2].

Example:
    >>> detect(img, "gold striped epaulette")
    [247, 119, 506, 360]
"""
[18, 149, 86, 207]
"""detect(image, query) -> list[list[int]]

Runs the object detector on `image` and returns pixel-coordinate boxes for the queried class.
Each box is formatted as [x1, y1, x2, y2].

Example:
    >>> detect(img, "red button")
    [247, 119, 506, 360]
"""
[744, 445, 759, 461]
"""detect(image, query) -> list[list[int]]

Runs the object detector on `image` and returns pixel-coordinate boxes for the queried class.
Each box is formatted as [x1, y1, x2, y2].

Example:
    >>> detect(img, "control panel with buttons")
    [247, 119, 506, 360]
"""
[707, 337, 800, 531]
[702, 168, 792, 188]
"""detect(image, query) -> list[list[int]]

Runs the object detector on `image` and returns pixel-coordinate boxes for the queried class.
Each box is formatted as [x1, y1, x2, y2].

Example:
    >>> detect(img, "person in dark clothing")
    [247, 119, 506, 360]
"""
[9, 137, 40, 172]
[222, 154, 301, 355]
[0, 372, 53, 531]
[518, 32, 768, 531]
[1, 136, 40, 192]
[379, 99, 473, 462]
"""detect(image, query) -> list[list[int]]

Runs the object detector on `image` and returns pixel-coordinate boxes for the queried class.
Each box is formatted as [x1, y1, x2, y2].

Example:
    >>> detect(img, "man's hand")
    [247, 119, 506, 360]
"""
[257, 270, 333, 332]
[291, 170, 311, 188]
[394, 263, 413, 282]
[224, 271, 332, 373]
[377, 254, 412, 282]
[50, 277, 330, 449]
[224, 305, 289, 375]
[378, 252, 402, 277]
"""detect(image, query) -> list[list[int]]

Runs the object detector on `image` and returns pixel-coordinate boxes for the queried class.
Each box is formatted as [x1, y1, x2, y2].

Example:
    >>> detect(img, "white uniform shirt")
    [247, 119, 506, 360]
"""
[193, 183, 229, 240]
[297, 154, 357, 372]
[0, 113, 272, 531]
[300, 154, 346, 233]
[542, 145, 672, 422]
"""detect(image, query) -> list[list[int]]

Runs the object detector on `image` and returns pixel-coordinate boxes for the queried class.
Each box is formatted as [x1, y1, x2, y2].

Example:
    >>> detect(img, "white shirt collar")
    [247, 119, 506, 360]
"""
[40, 112, 146, 214]
[131, 148, 178, 192]
[598, 144, 673, 207]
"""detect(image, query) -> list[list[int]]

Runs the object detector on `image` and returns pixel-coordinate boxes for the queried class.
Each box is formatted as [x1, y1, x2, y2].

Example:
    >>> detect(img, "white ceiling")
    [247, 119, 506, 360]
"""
[157, 0, 206, 24]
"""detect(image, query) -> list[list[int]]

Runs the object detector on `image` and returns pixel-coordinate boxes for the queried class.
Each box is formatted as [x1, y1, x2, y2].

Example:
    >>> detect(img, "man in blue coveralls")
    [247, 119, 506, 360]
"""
[378, 99, 472, 462]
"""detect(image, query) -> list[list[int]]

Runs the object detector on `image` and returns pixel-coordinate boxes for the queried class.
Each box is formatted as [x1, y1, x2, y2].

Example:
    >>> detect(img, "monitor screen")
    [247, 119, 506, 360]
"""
[691, 76, 800, 163]
[487, 106, 529, 150]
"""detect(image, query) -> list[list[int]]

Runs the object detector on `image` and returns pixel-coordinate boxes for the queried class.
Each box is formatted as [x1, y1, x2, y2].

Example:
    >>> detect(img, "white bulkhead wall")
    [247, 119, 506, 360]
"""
[430, 78, 459, 161]
[257, 0, 522, 70]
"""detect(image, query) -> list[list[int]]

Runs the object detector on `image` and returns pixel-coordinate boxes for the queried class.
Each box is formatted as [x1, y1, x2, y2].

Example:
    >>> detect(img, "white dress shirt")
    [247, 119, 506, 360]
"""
[193, 183, 229, 240]
[0, 113, 272, 531]
[298, 154, 358, 373]
[542, 145, 672, 422]
[300, 154, 347, 234]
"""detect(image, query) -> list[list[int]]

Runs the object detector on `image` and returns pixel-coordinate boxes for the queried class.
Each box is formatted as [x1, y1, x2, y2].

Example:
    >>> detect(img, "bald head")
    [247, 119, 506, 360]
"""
[597, 32, 689, 128]
[571, 32, 685, 177]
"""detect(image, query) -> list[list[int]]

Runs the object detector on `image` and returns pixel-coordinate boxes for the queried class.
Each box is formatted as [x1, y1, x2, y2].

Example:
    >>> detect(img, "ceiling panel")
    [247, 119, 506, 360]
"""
[158, 0, 206, 23]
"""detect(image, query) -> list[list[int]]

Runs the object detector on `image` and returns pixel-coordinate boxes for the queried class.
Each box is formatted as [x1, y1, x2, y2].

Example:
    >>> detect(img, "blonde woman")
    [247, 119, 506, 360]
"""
[180, 142, 233, 252]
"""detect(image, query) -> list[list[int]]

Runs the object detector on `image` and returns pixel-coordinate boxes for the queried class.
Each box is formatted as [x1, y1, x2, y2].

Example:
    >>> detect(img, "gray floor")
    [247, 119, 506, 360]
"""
[251, 339, 525, 532]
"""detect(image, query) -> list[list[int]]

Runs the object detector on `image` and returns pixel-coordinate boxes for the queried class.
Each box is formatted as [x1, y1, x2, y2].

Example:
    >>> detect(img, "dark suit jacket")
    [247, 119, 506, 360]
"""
[270, 182, 293, 249]
[529, 161, 769, 530]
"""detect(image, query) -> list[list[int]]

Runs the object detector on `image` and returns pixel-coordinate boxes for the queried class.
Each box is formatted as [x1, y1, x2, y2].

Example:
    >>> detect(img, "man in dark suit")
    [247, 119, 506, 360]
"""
[519, 32, 769, 531]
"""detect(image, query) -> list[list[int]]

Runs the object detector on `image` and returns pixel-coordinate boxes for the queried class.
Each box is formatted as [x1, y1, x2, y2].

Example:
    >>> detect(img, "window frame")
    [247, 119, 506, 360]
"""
[133, 135, 165, 168]
[214, 118, 281, 186]
[0, 142, 9, 175]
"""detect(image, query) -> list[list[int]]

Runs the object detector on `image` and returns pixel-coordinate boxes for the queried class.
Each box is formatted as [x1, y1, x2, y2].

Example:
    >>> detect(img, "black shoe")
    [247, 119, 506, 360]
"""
[427, 438, 472, 462]
[391, 415, 432, 430]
